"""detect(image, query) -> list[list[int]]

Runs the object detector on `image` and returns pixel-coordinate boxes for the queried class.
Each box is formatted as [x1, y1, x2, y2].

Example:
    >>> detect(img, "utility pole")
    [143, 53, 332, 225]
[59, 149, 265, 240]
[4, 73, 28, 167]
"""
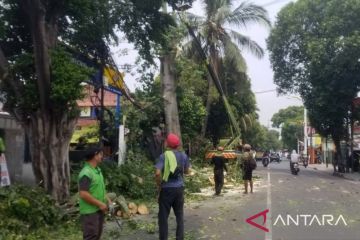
[304, 108, 308, 158]
[350, 104, 354, 172]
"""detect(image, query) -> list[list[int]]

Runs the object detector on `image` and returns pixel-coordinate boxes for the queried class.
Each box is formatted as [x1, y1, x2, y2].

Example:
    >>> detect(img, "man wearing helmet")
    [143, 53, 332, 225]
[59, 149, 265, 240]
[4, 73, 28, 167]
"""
[155, 133, 191, 240]
[240, 144, 255, 194]
[211, 146, 228, 196]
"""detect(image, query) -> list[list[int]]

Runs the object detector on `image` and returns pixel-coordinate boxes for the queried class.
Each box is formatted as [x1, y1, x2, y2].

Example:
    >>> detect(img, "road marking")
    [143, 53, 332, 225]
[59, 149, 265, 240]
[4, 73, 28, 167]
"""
[265, 169, 272, 240]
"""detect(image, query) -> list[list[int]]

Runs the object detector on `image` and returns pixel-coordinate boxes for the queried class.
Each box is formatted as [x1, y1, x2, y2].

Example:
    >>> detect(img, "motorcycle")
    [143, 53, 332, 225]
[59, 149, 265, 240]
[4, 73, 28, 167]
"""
[262, 157, 269, 167]
[291, 162, 300, 175]
[302, 156, 308, 168]
[270, 153, 281, 163]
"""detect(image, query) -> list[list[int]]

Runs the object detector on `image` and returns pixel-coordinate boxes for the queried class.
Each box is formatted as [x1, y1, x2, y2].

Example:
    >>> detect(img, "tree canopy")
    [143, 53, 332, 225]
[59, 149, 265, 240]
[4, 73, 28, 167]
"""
[271, 106, 304, 150]
[267, 0, 360, 163]
[0, 0, 195, 201]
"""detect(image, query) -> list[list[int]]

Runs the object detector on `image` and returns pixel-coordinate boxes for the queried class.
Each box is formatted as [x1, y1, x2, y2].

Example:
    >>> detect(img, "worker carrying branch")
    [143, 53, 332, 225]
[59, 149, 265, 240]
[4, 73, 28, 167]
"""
[211, 146, 228, 196]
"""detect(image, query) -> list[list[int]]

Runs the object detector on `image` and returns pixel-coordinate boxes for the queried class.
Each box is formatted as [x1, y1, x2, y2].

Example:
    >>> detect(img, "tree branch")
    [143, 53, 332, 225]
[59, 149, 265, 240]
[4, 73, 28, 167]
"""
[22, 0, 52, 113]
[0, 47, 9, 80]
[0, 46, 24, 106]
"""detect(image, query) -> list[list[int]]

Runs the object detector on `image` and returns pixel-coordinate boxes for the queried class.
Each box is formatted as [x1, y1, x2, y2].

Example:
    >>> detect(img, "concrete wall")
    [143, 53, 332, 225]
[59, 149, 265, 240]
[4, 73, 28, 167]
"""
[0, 113, 25, 182]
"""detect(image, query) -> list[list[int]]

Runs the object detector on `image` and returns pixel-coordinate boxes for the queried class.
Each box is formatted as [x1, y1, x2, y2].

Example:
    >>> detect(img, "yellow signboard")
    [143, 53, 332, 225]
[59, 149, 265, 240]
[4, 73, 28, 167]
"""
[103, 67, 125, 94]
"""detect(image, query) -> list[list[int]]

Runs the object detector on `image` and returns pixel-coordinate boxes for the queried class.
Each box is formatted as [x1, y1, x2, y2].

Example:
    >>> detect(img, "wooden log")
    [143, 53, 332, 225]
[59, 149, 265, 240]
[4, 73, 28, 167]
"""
[122, 212, 130, 219]
[208, 176, 215, 185]
[116, 210, 122, 217]
[128, 202, 138, 214]
[137, 204, 149, 215]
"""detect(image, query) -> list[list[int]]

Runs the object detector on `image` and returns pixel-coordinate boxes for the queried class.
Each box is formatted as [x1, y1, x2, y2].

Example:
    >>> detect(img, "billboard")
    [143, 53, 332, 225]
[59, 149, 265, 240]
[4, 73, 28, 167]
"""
[91, 67, 124, 96]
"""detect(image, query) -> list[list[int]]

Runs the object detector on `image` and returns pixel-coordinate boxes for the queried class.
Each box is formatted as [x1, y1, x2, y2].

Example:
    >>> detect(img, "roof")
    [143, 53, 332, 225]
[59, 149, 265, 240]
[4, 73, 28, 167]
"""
[77, 85, 118, 107]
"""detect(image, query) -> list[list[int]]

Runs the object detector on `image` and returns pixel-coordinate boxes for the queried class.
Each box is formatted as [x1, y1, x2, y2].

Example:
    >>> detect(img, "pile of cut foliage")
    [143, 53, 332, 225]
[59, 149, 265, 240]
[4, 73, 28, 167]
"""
[0, 185, 81, 240]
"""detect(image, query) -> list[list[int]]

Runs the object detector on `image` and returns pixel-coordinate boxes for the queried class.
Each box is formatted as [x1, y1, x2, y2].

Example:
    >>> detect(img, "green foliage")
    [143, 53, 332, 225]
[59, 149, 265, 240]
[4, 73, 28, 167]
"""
[267, 0, 360, 145]
[186, 0, 270, 61]
[0, 222, 81, 240]
[0, 0, 195, 114]
[100, 151, 157, 200]
[50, 48, 94, 113]
[242, 122, 281, 151]
[124, 78, 164, 152]
[178, 89, 206, 142]
[176, 56, 207, 143]
[0, 185, 81, 239]
[0, 185, 61, 229]
[71, 124, 100, 144]
[181, 0, 269, 146]
[271, 106, 304, 128]
[271, 106, 304, 150]
[263, 129, 282, 151]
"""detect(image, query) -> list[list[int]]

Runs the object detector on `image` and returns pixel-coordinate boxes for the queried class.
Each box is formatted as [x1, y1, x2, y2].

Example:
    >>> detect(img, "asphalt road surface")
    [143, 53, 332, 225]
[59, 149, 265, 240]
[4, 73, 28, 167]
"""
[107, 160, 360, 240]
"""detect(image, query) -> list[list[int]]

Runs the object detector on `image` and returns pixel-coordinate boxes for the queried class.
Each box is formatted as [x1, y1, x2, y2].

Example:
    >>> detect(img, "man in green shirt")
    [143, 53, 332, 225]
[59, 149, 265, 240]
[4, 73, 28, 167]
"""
[78, 148, 111, 240]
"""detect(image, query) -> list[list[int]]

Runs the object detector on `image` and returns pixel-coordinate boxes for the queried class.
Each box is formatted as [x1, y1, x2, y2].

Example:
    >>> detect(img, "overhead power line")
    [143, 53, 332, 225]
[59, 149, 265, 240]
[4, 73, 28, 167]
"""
[254, 89, 277, 94]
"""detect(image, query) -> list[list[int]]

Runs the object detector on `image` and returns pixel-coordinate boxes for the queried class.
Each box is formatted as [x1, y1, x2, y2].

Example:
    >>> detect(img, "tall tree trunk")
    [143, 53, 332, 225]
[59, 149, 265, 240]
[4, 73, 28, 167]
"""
[25, 0, 52, 111]
[160, 54, 182, 139]
[333, 137, 342, 173]
[201, 45, 219, 138]
[25, 111, 76, 202]
[160, 2, 181, 139]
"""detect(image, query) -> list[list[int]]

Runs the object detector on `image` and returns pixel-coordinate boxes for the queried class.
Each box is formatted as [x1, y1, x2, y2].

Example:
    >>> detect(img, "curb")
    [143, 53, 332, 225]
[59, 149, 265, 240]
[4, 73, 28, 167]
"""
[311, 166, 360, 182]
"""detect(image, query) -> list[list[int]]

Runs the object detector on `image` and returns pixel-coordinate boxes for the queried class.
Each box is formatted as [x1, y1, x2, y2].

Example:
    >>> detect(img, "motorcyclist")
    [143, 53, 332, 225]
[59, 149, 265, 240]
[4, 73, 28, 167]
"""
[290, 150, 299, 171]
[262, 150, 270, 158]
[262, 150, 270, 166]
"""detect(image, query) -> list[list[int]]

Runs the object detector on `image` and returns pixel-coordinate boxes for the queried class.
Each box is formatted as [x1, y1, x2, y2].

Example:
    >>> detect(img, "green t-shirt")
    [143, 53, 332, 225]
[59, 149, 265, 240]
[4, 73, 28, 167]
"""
[0, 137, 5, 153]
[78, 163, 106, 214]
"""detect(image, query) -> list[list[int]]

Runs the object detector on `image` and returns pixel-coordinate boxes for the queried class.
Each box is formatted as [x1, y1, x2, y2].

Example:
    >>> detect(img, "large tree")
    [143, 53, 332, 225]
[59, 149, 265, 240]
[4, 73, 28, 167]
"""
[185, 0, 270, 137]
[267, 0, 360, 171]
[0, 0, 191, 202]
[242, 122, 281, 151]
[271, 106, 304, 150]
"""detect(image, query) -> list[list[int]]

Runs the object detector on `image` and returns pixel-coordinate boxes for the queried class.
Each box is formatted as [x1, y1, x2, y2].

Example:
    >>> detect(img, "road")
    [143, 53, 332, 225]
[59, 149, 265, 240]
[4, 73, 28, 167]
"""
[106, 160, 360, 240]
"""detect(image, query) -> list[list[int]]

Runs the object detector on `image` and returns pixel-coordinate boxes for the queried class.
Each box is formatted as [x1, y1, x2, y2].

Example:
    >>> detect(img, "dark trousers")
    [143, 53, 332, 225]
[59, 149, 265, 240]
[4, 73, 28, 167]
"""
[158, 187, 184, 240]
[81, 211, 104, 240]
[214, 169, 224, 195]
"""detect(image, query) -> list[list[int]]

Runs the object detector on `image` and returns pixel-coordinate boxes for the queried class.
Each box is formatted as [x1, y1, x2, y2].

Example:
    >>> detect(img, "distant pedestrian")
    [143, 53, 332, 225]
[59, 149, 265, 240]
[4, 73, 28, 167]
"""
[240, 144, 256, 194]
[155, 133, 191, 240]
[211, 146, 228, 195]
[78, 148, 112, 240]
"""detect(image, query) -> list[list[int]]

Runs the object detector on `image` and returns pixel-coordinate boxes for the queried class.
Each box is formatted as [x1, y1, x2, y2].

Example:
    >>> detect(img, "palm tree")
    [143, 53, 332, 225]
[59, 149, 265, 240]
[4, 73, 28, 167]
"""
[184, 0, 271, 137]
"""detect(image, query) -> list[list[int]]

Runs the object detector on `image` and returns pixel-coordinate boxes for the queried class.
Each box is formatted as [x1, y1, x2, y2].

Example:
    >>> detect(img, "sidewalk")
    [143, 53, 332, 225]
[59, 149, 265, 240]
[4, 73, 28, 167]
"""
[308, 163, 360, 181]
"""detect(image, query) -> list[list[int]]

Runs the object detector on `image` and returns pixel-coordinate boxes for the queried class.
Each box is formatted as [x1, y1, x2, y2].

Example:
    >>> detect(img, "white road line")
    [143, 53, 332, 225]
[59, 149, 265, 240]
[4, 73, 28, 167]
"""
[265, 169, 272, 240]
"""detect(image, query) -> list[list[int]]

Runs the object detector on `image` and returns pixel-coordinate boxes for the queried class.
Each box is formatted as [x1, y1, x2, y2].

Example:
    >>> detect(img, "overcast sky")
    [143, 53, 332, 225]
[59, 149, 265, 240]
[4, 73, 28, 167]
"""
[112, 0, 302, 127]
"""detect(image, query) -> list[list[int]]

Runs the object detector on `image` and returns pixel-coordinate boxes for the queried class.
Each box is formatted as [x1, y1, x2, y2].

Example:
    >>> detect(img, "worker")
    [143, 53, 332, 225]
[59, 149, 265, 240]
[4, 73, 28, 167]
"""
[240, 144, 255, 194]
[211, 146, 228, 196]
[78, 148, 112, 240]
[155, 133, 191, 240]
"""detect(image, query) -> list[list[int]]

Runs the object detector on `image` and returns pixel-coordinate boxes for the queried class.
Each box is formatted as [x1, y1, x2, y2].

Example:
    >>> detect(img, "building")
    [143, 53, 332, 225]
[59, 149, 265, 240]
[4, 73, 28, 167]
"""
[0, 112, 25, 183]
[76, 84, 119, 127]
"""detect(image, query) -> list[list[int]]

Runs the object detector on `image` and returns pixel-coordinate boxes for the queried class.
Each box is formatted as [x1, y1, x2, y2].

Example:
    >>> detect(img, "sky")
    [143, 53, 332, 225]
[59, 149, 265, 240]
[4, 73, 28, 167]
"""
[112, 0, 302, 127]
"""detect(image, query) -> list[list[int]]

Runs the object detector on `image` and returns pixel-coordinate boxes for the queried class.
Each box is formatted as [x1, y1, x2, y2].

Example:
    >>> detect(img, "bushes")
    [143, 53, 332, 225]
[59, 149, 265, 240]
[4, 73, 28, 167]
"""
[0, 185, 61, 228]
[100, 151, 156, 201]
[0, 185, 81, 239]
